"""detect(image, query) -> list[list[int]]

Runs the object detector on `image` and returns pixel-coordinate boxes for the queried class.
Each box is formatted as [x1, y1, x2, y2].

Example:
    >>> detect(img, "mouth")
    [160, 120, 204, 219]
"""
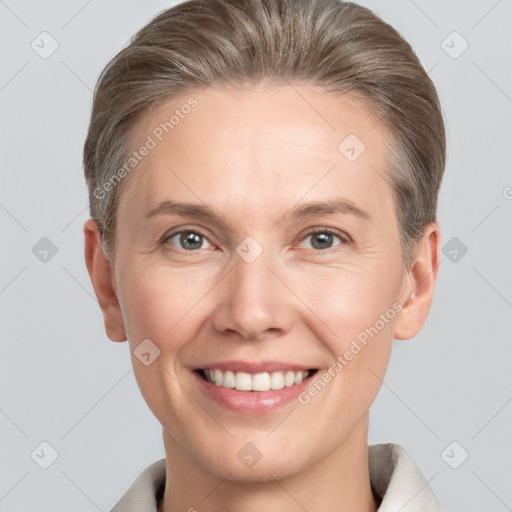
[194, 368, 318, 392]
[191, 360, 320, 415]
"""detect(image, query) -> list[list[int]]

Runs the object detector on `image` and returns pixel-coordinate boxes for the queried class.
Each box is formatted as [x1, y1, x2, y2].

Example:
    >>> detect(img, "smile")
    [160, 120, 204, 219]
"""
[196, 368, 317, 391]
[192, 361, 319, 415]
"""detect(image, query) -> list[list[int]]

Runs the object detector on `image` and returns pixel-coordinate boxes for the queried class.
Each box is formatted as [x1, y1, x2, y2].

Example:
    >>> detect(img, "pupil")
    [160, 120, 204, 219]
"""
[181, 232, 202, 250]
[312, 232, 332, 249]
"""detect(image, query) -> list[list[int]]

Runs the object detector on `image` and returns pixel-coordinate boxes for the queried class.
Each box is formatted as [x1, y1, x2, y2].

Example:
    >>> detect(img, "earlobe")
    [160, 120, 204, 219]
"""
[393, 223, 441, 340]
[83, 219, 127, 342]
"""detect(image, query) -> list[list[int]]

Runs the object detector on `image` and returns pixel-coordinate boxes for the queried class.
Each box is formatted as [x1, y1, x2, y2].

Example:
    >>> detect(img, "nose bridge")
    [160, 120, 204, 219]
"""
[212, 239, 291, 340]
[234, 245, 273, 301]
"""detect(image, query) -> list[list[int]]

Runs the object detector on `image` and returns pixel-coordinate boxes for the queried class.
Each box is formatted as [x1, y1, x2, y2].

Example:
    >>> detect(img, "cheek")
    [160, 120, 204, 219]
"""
[294, 261, 402, 351]
[116, 265, 209, 425]
[120, 279, 164, 343]
[297, 275, 397, 437]
[296, 260, 401, 418]
[117, 263, 207, 349]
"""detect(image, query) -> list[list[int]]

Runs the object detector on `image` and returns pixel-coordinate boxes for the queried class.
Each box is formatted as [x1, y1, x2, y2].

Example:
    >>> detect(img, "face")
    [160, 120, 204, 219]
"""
[87, 84, 435, 482]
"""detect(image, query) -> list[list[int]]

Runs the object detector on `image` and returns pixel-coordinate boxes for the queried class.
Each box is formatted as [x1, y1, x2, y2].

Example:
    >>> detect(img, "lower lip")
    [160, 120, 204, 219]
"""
[192, 371, 314, 416]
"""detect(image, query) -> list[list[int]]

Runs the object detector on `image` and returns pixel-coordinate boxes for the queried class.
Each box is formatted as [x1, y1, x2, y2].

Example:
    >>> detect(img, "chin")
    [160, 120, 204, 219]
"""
[207, 455, 304, 483]
[193, 436, 311, 482]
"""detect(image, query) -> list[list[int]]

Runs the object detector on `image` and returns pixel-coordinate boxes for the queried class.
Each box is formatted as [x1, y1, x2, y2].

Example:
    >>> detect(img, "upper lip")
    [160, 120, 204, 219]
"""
[194, 360, 315, 374]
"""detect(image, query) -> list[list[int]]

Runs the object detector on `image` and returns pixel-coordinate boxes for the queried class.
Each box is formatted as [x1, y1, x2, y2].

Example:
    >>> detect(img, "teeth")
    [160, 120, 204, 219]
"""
[223, 370, 235, 388]
[270, 372, 284, 390]
[284, 371, 296, 387]
[294, 371, 305, 385]
[252, 372, 270, 392]
[203, 369, 310, 391]
[235, 371, 252, 391]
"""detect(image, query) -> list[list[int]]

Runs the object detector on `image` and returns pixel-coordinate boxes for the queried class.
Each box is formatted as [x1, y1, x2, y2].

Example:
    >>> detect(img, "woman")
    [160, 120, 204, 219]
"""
[83, 0, 448, 510]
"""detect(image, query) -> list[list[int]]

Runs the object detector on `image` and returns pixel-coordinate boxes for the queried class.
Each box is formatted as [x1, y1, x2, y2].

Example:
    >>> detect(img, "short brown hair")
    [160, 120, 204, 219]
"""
[83, 0, 445, 266]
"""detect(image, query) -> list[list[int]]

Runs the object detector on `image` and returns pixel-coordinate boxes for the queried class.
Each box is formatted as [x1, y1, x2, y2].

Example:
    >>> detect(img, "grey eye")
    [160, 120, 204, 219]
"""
[167, 231, 213, 251]
[300, 231, 343, 250]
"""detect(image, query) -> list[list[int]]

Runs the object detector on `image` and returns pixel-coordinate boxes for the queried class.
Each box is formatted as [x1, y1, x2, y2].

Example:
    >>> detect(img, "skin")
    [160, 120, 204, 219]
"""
[84, 84, 440, 512]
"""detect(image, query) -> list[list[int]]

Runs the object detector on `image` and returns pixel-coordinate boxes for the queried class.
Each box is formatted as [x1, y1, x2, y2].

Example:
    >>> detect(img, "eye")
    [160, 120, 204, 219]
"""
[299, 228, 346, 251]
[163, 229, 213, 251]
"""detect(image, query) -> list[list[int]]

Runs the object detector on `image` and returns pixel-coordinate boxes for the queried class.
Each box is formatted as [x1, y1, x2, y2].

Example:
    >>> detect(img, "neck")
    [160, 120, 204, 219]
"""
[159, 414, 378, 512]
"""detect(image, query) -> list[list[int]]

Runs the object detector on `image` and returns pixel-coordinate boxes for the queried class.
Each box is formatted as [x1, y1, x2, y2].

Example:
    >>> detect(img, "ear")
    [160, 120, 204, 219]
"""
[394, 223, 441, 340]
[83, 219, 127, 342]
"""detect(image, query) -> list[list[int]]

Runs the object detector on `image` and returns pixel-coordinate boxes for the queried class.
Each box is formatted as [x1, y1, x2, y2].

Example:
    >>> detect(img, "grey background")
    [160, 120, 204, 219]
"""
[1, 1, 511, 510]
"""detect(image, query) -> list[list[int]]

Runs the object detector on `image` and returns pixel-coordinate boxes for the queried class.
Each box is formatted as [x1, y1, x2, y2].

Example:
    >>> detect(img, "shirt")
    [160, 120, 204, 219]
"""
[111, 443, 449, 511]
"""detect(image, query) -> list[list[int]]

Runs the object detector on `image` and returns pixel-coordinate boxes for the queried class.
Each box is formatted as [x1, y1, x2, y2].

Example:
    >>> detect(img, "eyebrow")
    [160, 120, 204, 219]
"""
[288, 198, 371, 222]
[145, 200, 229, 228]
[144, 198, 371, 227]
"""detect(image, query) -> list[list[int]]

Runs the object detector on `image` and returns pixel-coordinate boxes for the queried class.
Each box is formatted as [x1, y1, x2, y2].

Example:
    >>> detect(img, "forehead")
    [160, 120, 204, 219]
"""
[119, 84, 395, 226]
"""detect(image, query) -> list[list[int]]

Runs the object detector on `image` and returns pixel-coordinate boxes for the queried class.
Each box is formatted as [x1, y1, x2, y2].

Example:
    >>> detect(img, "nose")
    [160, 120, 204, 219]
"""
[211, 246, 296, 342]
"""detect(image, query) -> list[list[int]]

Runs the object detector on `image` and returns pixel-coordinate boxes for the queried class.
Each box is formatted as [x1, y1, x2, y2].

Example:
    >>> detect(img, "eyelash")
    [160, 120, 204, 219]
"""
[160, 226, 349, 254]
